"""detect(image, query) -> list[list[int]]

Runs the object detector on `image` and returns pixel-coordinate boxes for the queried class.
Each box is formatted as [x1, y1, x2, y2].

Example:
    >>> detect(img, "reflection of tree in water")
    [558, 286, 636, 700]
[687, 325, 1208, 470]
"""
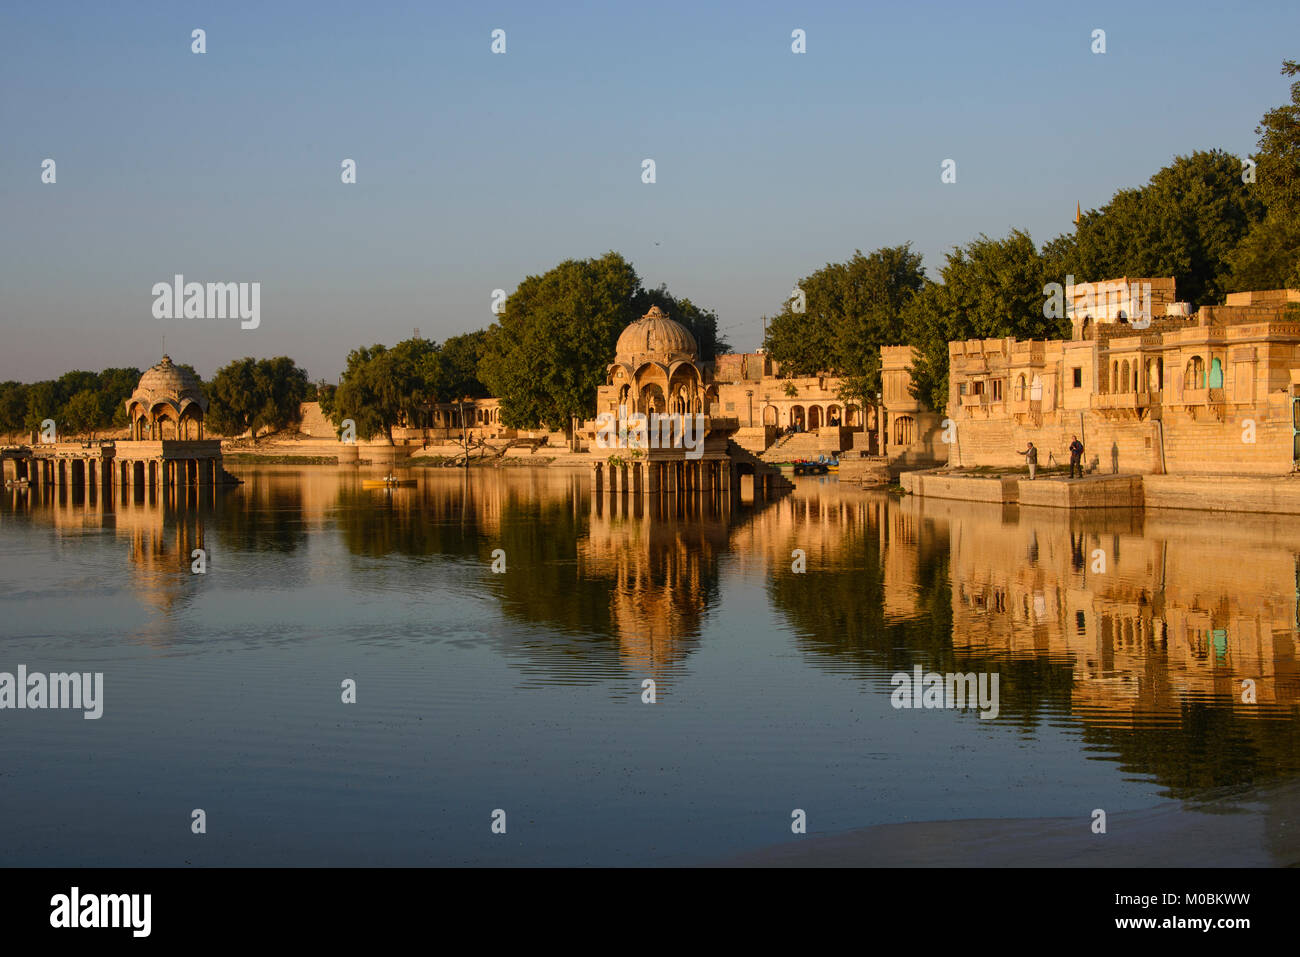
[334, 482, 483, 559]
[217, 481, 308, 554]
[1078, 704, 1300, 798]
[331, 476, 738, 683]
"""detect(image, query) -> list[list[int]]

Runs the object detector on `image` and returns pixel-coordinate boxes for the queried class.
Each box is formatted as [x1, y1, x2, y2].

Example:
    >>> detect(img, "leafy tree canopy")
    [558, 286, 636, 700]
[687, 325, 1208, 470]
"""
[478, 252, 720, 433]
[761, 245, 925, 402]
[1043, 149, 1264, 305]
[207, 356, 309, 440]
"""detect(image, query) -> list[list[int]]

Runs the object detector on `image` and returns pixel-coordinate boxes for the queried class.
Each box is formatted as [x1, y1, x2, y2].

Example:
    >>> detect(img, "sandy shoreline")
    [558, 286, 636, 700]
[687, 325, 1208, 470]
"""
[718, 780, 1300, 867]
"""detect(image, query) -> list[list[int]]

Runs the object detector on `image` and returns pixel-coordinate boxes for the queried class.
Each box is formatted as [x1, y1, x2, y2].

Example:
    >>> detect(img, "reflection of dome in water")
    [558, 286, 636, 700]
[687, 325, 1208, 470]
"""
[614, 306, 697, 363]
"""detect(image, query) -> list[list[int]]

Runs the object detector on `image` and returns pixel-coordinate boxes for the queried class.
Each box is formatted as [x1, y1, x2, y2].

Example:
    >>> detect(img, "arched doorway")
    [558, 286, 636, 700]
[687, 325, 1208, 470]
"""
[790, 405, 805, 430]
[639, 383, 666, 415]
[762, 406, 777, 426]
[808, 406, 822, 430]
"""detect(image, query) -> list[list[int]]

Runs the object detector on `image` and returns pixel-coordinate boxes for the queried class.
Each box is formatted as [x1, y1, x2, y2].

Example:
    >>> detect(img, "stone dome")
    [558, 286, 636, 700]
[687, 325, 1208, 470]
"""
[125, 355, 208, 433]
[133, 355, 205, 404]
[614, 306, 698, 363]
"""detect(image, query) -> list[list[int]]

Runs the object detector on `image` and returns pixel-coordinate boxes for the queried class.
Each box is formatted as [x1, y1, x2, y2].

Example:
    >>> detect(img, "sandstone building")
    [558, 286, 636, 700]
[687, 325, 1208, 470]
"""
[947, 281, 1300, 475]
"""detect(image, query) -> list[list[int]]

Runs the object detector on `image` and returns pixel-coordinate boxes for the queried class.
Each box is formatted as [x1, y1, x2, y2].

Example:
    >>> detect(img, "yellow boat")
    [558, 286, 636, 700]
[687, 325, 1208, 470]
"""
[362, 475, 416, 489]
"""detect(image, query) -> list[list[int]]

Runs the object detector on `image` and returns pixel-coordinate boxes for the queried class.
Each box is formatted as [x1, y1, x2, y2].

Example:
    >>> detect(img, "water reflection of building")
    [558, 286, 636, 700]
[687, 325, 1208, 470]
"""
[910, 497, 1300, 722]
[581, 492, 788, 684]
[7, 479, 214, 645]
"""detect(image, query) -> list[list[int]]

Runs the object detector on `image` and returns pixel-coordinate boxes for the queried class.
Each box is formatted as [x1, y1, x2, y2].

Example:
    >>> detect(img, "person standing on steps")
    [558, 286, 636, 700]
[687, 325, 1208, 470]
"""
[1017, 441, 1038, 480]
[1069, 435, 1084, 479]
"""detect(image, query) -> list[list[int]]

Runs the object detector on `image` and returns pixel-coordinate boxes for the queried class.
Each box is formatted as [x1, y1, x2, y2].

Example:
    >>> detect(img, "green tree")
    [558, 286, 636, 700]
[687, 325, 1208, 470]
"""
[24, 381, 58, 436]
[95, 367, 142, 430]
[329, 345, 404, 442]
[903, 231, 1059, 411]
[1253, 59, 1300, 224]
[207, 357, 309, 440]
[478, 252, 642, 434]
[0, 382, 28, 441]
[250, 356, 310, 435]
[1229, 60, 1300, 290]
[437, 330, 490, 401]
[761, 245, 925, 404]
[1044, 150, 1264, 305]
[63, 389, 103, 438]
[205, 358, 258, 438]
[1225, 210, 1300, 290]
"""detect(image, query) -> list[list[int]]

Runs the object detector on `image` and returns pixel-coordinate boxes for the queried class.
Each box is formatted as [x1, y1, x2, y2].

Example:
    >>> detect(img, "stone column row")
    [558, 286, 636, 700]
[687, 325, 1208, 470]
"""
[592, 458, 744, 497]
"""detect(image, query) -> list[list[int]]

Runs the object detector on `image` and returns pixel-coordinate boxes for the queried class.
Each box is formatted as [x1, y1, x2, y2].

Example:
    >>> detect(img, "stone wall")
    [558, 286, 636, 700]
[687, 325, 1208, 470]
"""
[947, 414, 1158, 473]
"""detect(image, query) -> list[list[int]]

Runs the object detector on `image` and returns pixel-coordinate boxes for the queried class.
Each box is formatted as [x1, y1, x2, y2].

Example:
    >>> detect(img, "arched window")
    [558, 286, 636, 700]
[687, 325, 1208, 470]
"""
[1185, 356, 1205, 390]
[893, 415, 915, 447]
[1208, 357, 1223, 389]
[1030, 375, 1042, 401]
[1120, 360, 1130, 393]
[1016, 374, 1027, 401]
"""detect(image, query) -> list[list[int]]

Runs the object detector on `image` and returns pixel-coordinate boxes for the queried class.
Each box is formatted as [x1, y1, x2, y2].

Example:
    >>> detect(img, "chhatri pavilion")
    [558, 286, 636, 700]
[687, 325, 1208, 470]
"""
[17, 355, 231, 491]
[580, 307, 791, 497]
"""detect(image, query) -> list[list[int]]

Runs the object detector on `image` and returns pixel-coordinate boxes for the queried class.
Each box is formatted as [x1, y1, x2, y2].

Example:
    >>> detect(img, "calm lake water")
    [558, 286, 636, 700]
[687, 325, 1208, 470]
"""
[1, 466, 1298, 865]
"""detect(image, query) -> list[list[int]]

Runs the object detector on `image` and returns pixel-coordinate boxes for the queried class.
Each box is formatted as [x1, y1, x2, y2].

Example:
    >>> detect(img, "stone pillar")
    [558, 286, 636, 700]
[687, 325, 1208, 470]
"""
[592, 462, 603, 493]
[646, 461, 659, 494]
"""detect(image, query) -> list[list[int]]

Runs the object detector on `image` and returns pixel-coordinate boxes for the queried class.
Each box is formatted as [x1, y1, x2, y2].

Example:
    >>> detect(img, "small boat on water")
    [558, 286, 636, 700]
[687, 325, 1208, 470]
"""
[362, 474, 417, 489]
[792, 455, 839, 476]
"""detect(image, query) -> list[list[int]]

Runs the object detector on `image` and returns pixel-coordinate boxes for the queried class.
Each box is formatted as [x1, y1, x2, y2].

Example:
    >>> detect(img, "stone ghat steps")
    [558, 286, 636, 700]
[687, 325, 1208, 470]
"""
[760, 432, 832, 463]
[726, 440, 794, 489]
[296, 403, 336, 437]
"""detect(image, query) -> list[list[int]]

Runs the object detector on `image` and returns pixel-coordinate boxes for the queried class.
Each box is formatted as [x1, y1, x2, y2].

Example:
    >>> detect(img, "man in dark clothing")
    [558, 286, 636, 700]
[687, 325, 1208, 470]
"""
[1068, 435, 1084, 479]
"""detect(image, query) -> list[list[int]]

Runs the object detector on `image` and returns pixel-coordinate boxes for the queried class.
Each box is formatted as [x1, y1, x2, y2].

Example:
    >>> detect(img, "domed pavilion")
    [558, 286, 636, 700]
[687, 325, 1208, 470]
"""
[22, 355, 231, 493]
[583, 307, 790, 501]
[125, 355, 209, 440]
[603, 305, 715, 417]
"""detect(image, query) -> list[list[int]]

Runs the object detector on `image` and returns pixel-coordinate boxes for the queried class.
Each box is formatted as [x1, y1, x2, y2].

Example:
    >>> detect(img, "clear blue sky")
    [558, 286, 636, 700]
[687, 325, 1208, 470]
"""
[2, 0, 1296, 381]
